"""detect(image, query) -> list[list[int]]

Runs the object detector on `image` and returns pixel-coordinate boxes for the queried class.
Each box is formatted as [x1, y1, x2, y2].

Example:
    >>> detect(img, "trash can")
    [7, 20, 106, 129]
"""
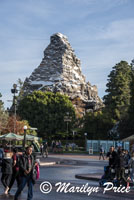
[89, 148, 93, 155]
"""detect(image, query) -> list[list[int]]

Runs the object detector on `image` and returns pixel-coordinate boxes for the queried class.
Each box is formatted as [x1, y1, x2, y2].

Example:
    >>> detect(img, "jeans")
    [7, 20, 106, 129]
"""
[14, 175, 33, 200]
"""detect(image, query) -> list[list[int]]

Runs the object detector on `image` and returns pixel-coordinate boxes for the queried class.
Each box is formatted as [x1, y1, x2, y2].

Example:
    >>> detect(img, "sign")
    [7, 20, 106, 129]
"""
[64, 119, 71, 122]
[64, 116, 72, 122]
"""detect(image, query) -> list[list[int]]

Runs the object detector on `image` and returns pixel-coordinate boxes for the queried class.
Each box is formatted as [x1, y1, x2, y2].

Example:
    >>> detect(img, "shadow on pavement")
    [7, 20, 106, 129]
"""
[0, 194, 14, 200]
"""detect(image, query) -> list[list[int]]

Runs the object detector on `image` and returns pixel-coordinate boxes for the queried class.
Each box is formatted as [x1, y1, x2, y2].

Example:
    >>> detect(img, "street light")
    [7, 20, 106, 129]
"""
[84, 133, 87, 151]
[72, 131, 75, 144]
[72, 131, 77, 151]
[64, 112, 72, 150]
[23, 125, 28, 148]
[11, 84, 18, 133]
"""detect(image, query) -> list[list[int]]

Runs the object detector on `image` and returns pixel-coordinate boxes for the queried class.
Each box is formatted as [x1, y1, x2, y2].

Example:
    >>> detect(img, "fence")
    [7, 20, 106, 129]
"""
[86, 140, 130, 153]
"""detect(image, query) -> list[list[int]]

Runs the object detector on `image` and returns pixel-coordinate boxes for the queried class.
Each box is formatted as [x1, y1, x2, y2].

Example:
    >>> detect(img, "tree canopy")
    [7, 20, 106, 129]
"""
[82, 110, 113, 140]
[82, 60, 133, 140]
[0, 93, 8, 134]
[119, 60, 134, 139]
[17, 91, 76, 139]
[103, 61, 132, 121]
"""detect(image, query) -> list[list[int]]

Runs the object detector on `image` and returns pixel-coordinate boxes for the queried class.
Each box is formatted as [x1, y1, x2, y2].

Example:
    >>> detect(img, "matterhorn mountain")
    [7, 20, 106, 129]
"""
[23, 33, 103, 115]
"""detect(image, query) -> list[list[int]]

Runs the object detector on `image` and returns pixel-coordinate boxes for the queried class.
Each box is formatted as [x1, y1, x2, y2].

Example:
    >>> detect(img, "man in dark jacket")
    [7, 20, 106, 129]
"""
[106, 146, 117, 168]
[106, 146, 117, 180]
[14, 146, 35, 200]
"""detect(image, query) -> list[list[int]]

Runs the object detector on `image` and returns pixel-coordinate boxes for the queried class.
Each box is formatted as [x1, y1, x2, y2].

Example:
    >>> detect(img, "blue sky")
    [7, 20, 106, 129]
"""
[0, 0, 134, 108]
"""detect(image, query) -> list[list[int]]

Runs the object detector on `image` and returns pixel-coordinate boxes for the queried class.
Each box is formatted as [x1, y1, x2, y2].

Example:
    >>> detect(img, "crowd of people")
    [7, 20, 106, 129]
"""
[1, 141, 134, 199]
[51, 140, 62, 152]
[39, 140, 63, 158]
[101, 146, 134, 186]
[0, 145, 39, 200]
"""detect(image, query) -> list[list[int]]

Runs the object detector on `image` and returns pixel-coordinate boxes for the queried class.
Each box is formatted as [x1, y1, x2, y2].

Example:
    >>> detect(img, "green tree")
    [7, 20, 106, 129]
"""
[17, 91, 76, 139]
[129, 59, 134, 119]
[103, 61, 132, 121]
[82, 110, 113, 140]
[119, 59, 134, 139]
[0, 93, 8, 133]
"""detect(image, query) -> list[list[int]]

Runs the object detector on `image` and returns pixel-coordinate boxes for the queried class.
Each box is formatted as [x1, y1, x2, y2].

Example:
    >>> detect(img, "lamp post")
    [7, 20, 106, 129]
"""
[72, 131, 77, 151]
[11, 84, 18, 133]
[84, 133, 87, 151]
[64, 112, 72, 151]
[72, 131, 75, 144]
[23, 125, 28, 148]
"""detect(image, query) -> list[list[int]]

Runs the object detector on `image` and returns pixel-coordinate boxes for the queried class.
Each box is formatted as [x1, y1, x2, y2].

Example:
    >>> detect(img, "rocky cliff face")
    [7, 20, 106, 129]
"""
[23, 33, 103, 115]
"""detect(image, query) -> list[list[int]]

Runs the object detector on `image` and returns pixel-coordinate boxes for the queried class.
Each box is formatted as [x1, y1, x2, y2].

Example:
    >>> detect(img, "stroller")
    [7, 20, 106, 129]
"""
[99, 166, 116, 186]
[99, 165, 130, 187]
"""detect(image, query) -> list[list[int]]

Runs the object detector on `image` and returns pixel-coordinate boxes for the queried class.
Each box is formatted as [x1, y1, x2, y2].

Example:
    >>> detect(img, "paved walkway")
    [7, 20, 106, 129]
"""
[39, 153, 105, 182]
[39, 153, 107, 164]
[0, 153, 105, 200]
[38, 153, 108, 169]
[39, 154, 134, 186]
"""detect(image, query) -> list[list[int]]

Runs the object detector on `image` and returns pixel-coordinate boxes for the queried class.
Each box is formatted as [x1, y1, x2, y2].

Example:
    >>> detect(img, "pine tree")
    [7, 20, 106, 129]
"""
[118, 60, 134, 139]
[129, 59, 134, 114]
[103, 61, 132, 121]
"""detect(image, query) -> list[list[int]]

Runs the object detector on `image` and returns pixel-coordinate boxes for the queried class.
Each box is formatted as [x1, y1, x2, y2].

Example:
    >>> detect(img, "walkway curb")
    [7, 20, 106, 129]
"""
[75, 174, 101, 181]
[75, 174, 134, 187]
[40, 162, 56, 166]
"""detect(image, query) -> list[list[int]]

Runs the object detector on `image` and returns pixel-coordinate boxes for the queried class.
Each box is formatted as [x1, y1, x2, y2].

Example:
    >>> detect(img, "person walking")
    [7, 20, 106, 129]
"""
[40, 144, 44, 157]
[1, 152, 13, 194]
[99, 145, 105, 160]
[8, 148, 21, 193]
[14, 146, 36, 200]
[51, 140, 56, 152]
[43, 141, 48, 158]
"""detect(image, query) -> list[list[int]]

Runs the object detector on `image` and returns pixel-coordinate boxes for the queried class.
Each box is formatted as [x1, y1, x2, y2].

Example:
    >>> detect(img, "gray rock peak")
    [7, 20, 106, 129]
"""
[23, 33, 103, 114]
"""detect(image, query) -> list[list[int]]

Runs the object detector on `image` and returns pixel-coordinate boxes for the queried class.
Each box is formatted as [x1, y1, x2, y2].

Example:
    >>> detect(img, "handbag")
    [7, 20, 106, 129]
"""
[36, 164, 40, 180]
[32, 164, 40, 183]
